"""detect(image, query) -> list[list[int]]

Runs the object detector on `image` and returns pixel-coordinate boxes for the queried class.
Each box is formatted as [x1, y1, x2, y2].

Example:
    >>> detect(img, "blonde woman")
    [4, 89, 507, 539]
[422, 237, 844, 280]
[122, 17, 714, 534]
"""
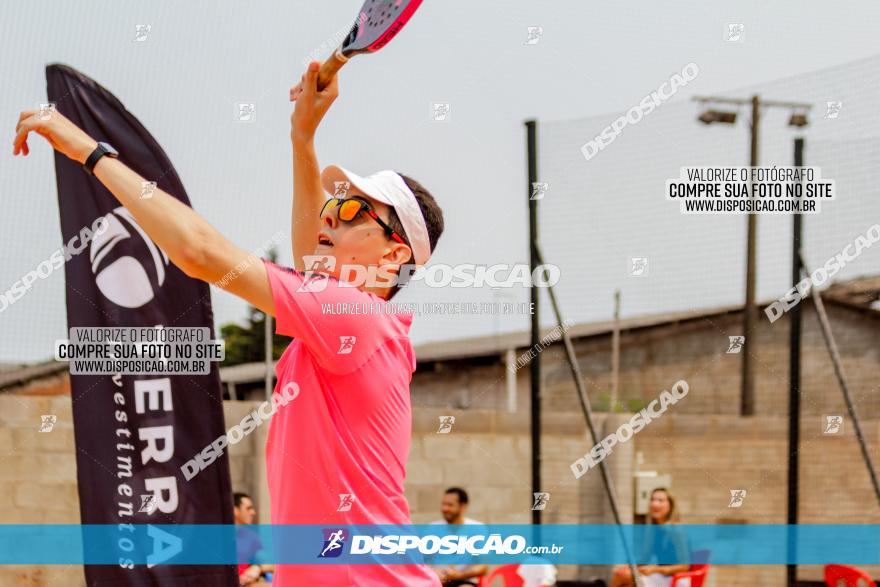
[611, 488, 690, 587]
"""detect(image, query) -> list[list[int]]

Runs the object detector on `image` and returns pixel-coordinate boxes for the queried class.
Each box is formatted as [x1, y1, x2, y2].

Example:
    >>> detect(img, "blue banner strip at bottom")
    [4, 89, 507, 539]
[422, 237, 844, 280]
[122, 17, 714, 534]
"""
[0, 524, 878, 565]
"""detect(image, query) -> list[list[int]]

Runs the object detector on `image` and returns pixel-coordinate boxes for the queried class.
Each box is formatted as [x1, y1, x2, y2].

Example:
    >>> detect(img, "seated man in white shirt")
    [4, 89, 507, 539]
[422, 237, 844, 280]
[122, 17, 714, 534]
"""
[430, 487, 489, 586]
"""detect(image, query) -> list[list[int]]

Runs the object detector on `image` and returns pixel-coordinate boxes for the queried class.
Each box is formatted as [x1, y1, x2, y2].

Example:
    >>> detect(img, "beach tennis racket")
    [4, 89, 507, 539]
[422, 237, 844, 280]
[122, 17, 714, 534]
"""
[315, 0, 424, 90]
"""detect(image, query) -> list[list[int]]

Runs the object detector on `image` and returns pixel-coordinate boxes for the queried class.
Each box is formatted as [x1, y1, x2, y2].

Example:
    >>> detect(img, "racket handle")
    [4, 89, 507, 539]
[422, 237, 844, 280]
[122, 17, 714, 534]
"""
[317, 49, 348, 91]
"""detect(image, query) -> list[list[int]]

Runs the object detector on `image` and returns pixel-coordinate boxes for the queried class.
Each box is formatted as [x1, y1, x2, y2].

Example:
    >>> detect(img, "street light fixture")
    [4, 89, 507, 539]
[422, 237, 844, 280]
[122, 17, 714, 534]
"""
[788, 111, 809, 127]
[698, 109, 737, 125]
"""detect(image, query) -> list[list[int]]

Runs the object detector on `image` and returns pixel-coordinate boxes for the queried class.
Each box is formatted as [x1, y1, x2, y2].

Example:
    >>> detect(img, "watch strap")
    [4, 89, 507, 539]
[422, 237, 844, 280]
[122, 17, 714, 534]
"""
[84, 143, 116, 175]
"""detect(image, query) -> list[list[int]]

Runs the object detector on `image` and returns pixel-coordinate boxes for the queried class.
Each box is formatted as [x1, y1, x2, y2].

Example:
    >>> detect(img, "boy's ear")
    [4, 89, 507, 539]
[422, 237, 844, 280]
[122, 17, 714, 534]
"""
[383, 241, 412, 266]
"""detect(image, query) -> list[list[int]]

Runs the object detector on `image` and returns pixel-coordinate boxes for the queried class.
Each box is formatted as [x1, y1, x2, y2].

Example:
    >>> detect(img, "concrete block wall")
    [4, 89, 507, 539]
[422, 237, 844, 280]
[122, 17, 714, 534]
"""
[0, 397, 597, 585]
[0, 394, 82, 587]
[0, 394, 268, 587]
[413, 303, 880, 422]
[406, 407, 606, 583]
[406, 407, 603, 525]
[543, 304, 880, 420]
[632, 413, 880, 586]
[3, 384, 880, 585]
[0, 394, 79, 524]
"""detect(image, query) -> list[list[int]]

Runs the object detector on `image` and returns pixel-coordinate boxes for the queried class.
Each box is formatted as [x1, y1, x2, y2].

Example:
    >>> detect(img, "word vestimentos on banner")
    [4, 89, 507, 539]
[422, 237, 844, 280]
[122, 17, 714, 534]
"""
[570, 380, 689, 479]
[0, 218, 109, 313]
[765, 224, 880, 323]
[181, 382, 300, 480]
[580, 63, 699, 161]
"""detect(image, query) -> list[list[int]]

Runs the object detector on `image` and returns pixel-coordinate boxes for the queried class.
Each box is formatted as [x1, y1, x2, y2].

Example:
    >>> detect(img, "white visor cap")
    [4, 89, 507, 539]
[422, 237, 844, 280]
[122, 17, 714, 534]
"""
[321, 165, 431, 266]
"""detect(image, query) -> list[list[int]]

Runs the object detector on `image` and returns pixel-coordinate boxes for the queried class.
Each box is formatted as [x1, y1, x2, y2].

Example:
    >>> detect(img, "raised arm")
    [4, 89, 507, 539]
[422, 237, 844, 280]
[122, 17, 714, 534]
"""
[289, 61, 339, 271]
[13, 109, 275, 316]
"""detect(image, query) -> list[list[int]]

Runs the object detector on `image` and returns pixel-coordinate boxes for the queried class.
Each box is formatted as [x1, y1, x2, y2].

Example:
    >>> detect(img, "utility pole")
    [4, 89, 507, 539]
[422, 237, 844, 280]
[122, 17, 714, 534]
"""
[694, 95, 811, 416]
[741, 95, 759, 416]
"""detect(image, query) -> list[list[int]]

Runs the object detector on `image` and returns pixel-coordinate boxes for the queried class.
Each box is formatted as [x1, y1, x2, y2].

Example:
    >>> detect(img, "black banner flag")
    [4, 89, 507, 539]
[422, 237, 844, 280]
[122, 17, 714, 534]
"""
[47, 64, 237, 586]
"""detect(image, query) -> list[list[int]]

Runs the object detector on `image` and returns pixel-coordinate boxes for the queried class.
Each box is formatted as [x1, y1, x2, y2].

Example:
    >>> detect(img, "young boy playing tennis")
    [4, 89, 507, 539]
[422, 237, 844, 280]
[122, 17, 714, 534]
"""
[13, 61, 444, 585]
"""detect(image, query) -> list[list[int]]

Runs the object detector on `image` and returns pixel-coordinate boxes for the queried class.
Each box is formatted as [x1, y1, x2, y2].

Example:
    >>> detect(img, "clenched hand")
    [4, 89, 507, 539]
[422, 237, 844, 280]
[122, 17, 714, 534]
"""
[290, 61, 339, 142]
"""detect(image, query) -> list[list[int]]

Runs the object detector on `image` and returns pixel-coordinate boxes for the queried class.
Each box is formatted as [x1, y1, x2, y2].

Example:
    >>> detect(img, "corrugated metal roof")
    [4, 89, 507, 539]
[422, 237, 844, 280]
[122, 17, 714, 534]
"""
[2, 276, 875, 389]
[413, 303, 743, 362]
[0, 361, 67, 391]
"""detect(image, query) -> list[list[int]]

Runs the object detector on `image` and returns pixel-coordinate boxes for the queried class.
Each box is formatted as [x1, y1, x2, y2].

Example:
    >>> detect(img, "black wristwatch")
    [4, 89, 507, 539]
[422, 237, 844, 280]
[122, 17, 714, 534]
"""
[83, 142, 119, 175]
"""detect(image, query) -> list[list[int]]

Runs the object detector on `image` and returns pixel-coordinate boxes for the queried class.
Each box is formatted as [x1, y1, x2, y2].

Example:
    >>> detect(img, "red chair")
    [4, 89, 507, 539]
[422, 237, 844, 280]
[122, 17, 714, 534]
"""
[479, 565, 521, 587]
[479, 564, 553, 587]
[825, 564, 877, 587]
[670, 549, 711, 587]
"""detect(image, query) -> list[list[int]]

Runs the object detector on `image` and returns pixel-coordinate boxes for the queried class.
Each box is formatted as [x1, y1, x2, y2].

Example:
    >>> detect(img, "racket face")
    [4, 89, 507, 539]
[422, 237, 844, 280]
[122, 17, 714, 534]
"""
[341, 0, 423, 56]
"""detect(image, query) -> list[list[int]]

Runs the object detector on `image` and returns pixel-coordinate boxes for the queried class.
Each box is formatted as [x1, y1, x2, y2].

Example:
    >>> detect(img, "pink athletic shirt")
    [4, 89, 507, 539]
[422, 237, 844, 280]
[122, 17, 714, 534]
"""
[263, 260, 441, 587]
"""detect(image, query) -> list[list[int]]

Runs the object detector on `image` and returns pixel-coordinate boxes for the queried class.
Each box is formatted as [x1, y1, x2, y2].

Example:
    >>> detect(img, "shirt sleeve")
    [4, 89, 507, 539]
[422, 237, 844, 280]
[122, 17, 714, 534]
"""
[262, 259, 411, 374]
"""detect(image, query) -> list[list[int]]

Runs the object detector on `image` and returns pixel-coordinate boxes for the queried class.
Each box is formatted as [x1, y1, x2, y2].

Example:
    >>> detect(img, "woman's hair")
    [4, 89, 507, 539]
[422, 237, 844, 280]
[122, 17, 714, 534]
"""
[648, 487, 676, 524]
